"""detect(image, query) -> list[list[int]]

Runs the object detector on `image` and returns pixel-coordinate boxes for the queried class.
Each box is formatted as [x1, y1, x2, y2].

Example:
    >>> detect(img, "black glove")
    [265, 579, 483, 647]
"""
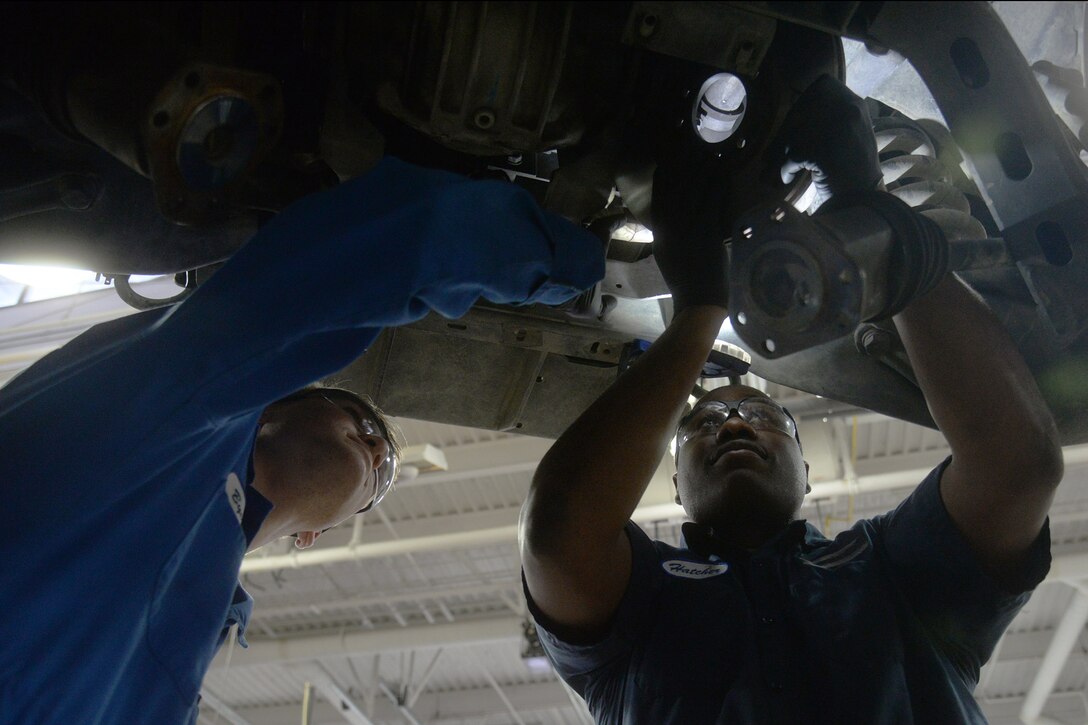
[779, 75, 883, 210]
[651, 142, 731, 316]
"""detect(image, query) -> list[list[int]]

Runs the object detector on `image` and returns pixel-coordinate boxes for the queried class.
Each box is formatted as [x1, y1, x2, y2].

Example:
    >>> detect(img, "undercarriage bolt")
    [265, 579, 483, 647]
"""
[856, 325, 893, 356]
[473, 108, 496, 130]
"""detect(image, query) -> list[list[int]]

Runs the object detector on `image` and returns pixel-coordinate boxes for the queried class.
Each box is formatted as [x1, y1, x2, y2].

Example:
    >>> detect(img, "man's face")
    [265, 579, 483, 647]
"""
[257, 390, 390, 536]
[674, 385, 809, 538]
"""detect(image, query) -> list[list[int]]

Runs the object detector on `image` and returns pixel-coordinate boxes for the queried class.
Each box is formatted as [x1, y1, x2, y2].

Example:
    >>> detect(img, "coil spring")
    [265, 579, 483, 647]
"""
[855, 115, 997, 385]
[872, 116, 990, 243]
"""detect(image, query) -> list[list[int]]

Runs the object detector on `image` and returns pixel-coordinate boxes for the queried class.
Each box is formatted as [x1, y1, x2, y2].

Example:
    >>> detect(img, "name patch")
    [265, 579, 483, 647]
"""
[662, 559, 729, 579]
[225, 472, 246, 524]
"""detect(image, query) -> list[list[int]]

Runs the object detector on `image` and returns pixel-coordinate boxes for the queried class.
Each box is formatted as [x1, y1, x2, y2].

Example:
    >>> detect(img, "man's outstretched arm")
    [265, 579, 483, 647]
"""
[893, 276, 1063, 586]
[519, 75, 887, 641]
[520, 127, 740, 640]
[777, 75, 1063, 587]
[520, 304, 725, 640]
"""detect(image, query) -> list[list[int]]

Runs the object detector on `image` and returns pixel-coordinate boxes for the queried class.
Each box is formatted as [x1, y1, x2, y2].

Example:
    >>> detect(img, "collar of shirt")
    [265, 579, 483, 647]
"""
[228, 439, 274, 649]
[228, 474, 273, 649]
[240, 485, 273, 546]
[680, 519, 820, 560]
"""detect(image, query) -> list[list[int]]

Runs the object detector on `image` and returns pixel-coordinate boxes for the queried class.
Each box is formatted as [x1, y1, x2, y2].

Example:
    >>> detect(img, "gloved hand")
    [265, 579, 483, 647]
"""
[779, 75, 883, 210]
[651, 142, 731, 316]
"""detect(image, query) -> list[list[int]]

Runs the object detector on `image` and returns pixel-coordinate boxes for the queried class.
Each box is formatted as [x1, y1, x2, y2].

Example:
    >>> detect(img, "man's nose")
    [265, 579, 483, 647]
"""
[716, 411, 756, 440]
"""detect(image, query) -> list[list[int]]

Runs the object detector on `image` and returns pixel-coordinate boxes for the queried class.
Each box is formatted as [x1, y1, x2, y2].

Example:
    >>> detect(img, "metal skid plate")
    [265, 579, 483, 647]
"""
[335, 304, 635, 438]
[331, 294, 942, 440]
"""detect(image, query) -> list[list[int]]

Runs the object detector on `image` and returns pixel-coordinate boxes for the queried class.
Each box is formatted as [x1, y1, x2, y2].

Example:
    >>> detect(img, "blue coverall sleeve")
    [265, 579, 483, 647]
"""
[141, 157, 604, 419]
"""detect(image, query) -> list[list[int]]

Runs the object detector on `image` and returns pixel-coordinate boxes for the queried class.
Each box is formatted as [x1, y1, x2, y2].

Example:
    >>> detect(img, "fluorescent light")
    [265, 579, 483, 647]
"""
[0, 264, 106, 303]
[0, 264, 99, 289]
[0, 264, 169, 305]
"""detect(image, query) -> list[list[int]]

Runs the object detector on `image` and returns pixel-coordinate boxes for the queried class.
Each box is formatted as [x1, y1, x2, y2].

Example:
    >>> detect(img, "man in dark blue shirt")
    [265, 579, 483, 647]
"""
[0, 157, 605, 724]
[520, 77, 1063, 723]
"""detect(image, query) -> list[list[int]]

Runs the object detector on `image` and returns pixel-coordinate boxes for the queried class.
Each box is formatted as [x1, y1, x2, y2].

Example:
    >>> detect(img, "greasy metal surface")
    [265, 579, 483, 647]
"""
[622, 2, 776, 75]
[357, 1, 584, 156]
[330, 296, 940, 440]
[336, 305, 629, 438]
[142, 63, 284, 225]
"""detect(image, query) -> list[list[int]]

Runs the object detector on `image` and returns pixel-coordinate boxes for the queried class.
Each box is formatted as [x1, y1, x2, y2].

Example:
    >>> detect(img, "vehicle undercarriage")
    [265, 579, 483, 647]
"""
[2, 1, 1087, 443]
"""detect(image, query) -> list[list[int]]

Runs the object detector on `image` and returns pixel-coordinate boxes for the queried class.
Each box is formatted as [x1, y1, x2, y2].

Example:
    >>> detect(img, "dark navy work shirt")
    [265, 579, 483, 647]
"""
[527, 461, 1051, 724]
[0, 157, 603, 725]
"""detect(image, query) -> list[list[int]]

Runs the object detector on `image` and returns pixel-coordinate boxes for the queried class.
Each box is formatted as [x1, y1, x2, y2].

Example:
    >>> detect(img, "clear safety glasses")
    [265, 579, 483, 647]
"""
[677, 397, 799, 448]
[315, 394, 398, 514]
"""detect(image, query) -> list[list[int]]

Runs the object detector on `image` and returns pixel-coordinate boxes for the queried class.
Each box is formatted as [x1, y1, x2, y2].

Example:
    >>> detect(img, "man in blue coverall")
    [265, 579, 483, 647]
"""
[521, 77, 1065, 722]
[0, 158, 605, 723]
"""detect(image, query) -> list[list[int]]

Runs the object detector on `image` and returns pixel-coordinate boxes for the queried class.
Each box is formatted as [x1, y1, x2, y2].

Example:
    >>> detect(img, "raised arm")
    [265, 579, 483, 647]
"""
[520, 305, 725, 639]
[140, 158, 604, 418]
[782, 76, 1063, 586]
[521, 138, 733, 640]
[893, 276, 1063, 585]
[0, 158, 605, 528]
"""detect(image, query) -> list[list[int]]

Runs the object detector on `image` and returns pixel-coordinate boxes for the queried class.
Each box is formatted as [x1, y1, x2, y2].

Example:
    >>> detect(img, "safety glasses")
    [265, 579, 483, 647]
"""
[273, 388, 398, 515]
[314, 394, 398, 514]
[677, 397, 798, 448]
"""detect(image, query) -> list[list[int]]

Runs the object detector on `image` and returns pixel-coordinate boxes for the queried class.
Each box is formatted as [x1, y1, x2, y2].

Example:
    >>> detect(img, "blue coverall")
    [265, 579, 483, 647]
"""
[0, 158, 604, 724]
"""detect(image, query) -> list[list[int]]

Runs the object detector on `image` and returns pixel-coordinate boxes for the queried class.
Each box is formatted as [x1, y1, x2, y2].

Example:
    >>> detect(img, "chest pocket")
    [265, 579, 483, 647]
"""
[635, 572, 748, 694]
[146, 490, 246, 700]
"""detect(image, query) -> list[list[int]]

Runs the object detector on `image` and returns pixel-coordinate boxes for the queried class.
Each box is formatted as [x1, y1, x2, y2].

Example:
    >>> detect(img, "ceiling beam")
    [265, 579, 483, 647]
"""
[1020, 586, 1088, 724]
[210, 615, 521, 669]
[216, 680, 579, 725]
[243, 450, 1088, 575]
[307, 674, 376, 725]
[378, 682, 424, 725]
[198, 688, 253, 725]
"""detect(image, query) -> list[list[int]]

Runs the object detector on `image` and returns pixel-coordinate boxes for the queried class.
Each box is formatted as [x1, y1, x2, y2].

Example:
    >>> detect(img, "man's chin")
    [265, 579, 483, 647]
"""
[697, 478, 792, 519]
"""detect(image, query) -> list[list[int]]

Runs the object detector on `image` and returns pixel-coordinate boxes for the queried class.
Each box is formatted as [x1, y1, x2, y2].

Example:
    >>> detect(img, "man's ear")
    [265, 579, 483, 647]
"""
[363, 435, 391, 472]
[295, 530, 322, 549]
[673, 472, 681, 505]
[804, 461, 811, 494]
